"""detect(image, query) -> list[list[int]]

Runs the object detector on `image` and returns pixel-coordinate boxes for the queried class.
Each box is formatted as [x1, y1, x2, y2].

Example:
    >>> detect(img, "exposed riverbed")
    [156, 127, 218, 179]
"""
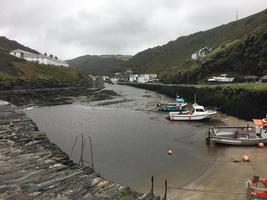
[25, 84, 226, 195]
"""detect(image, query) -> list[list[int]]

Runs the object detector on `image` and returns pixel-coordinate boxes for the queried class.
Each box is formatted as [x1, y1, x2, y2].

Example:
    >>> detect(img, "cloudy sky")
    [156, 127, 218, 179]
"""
[0, 0, 266, 59]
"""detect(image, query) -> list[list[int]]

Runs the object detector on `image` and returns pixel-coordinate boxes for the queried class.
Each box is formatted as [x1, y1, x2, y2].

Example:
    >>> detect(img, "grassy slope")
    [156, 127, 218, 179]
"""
[126, 9, 267, 74]
[159, 26, 267, 83]
[203, 82, 267, 92]
[67, 54, 132, 75]
[0, 37, 92, 86]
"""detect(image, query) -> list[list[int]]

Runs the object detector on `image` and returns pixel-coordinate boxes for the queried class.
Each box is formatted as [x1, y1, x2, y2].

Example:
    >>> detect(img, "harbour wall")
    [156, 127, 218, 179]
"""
[120, 83, 267, 121]
[0, 104, 159, 200]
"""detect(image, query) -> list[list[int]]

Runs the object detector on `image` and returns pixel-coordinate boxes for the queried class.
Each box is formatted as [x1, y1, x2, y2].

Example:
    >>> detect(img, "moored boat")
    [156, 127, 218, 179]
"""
[208, 74, 235, 83]
[157, 96, 187, 112]
[208, 118, 267, 146]
[246, 176, 267, 200]
[169, 103, 217, 121]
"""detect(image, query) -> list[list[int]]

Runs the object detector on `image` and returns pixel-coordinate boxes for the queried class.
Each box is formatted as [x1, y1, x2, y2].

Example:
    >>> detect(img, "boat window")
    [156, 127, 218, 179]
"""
[196, 109, 204, 112]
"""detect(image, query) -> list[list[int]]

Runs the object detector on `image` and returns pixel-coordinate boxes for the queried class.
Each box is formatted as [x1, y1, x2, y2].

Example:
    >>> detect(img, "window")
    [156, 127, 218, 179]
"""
[196, 109, 204, 112]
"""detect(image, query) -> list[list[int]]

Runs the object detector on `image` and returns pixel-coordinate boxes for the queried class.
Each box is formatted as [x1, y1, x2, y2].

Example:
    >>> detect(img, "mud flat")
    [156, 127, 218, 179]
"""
[0, 104, 158, 200]
[168, 114, 267, 200]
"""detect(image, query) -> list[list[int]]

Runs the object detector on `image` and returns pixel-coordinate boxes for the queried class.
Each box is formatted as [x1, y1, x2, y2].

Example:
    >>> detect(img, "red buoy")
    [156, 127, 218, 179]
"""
[243, 155, 250, 162]
[258, 142, 264, 148]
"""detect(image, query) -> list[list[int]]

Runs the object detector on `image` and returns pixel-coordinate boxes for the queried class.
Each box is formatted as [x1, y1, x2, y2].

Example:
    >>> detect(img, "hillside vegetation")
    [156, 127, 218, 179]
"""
[125, 9, 267, 83]
[0, 37, 92, 89]
[67, 54, 132, 75]
[159, 26, 267, 83]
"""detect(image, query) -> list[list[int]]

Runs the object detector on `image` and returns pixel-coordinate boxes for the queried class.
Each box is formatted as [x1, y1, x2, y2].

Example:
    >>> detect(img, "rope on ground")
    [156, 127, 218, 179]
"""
[154, 185, 246, 195]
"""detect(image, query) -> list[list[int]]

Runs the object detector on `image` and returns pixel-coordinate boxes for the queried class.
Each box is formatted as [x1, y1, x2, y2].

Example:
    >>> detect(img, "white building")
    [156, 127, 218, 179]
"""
[129, 74, 138, 82]
[10, 49, 69, 67]
[149, 74, 157, 81]
[135, 74, 158, 83]
[137, 74, 149, 83]
[191, 47, 212, 60]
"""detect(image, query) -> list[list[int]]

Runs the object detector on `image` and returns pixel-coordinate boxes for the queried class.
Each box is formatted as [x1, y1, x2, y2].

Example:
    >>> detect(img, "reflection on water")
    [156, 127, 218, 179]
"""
[25, 84, 224, 194]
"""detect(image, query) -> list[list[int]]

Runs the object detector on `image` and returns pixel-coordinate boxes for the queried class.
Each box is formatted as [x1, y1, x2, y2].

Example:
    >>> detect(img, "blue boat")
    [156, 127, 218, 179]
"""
[157, 96, 188, 112]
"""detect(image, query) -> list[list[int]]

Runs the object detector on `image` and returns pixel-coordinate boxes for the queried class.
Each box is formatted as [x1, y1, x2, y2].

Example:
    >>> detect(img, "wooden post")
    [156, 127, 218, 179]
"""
[151, 176, 154, 195]
[163, 180, 167, 200]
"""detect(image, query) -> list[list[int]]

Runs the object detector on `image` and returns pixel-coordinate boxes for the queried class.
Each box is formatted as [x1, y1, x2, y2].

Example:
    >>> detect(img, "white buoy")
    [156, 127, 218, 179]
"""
[258, 142, 264, 148]
[242, 155, 250, 162]
[168, 150, 173, 156]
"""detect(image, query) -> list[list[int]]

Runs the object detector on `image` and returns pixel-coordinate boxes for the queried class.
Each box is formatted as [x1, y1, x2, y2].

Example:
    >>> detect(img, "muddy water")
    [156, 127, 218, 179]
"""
[25, 84, 224, 195]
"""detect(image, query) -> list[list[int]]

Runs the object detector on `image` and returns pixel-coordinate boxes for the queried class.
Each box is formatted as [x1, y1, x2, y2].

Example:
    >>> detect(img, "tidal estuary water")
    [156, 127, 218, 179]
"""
[25, 84, 224, 195]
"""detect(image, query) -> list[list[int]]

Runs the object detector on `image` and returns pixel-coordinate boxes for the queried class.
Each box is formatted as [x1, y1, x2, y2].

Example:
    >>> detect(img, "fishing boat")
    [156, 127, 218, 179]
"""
[208, 74, 235, 83]
[246, 176, 267, 200]
[208, 118, 267, 145]
[169, 103, 217, 121]
[157, 96, 187, 112]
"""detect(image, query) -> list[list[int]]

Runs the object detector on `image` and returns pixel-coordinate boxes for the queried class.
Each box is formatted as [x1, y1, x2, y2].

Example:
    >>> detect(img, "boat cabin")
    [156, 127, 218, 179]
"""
[176, 96, 185, 103]
[253, 119, 267, 136]
[193, 104, 206, 113]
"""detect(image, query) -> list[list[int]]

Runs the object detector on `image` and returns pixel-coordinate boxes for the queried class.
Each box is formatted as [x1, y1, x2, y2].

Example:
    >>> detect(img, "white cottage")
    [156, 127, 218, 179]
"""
[137, 74, 150, 83]
[10, 49, 69, 67]
[191, 47, 212, 60]
[129, 74, 138, 82]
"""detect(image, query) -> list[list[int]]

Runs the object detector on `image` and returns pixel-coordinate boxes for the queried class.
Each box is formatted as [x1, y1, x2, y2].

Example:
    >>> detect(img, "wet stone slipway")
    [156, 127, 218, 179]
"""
[0, 104, 159, 200]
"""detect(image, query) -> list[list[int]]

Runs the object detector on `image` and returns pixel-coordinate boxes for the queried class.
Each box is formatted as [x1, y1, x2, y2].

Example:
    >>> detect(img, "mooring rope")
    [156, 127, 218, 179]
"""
[154, 184, 246, 195]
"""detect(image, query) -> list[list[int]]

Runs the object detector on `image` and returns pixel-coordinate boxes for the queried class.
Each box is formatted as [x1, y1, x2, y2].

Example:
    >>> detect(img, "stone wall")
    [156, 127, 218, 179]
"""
[0, 105, 160, 200]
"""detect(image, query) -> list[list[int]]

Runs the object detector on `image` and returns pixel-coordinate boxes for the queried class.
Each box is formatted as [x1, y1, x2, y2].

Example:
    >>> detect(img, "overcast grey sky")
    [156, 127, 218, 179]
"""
[0, 0, 266, 59]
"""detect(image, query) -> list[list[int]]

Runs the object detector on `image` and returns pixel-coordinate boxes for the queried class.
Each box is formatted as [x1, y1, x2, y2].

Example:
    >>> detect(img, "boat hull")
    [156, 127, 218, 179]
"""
[211, 137, 267, 145]
[169, 112, 216, 121]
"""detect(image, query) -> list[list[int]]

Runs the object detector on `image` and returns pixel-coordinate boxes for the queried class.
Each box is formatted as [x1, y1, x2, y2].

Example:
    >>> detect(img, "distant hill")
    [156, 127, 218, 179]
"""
[0, 36, 39, 54]
[0, 36, 91, 88]
[126, 8, 267, 81]
[67, 55, 132, 75]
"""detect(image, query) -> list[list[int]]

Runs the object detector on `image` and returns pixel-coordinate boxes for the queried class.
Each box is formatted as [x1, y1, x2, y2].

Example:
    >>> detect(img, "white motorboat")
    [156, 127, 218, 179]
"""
[208, 74, 235, 83]
[169, 103, 217, 121]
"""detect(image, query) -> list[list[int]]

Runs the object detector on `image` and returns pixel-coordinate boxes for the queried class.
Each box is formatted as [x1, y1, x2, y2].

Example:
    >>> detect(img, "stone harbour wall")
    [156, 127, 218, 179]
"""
[0, 104, 159, 200]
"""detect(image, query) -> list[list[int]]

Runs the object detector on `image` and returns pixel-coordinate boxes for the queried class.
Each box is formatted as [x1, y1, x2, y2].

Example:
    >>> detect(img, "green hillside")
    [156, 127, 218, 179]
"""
[0, 37, 92, 88]
[159, 26, 267, 83]
[126, 8, 267, 81]
[67, 54, 132, 75]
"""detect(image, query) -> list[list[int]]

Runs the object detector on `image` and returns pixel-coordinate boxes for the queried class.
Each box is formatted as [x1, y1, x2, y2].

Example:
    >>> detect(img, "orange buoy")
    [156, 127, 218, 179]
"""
[168, 150, 173, 155]
[243, 155, 250, 162]
[258, 142, 264, 148]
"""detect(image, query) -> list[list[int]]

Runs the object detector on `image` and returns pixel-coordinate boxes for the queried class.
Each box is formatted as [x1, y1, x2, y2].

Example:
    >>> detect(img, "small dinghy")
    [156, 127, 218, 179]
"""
[208, 118, 267, 146]
[169, 103, 217, 121]
[246, 176, 267, 200]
